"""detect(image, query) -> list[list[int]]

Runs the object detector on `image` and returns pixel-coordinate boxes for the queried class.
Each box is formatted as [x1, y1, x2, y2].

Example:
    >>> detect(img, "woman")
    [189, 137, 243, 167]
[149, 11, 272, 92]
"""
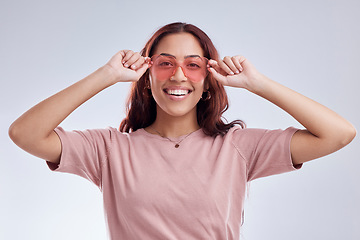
[9, 22, 356, 239]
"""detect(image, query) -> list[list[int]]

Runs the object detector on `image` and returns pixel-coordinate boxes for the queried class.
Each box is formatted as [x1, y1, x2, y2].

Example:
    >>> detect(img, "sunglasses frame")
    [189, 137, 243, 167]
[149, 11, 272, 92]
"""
[149, 54, 209, 82]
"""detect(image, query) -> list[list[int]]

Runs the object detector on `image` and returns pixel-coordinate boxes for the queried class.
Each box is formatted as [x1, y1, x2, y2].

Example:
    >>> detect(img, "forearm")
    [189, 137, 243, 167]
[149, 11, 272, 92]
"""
[250, 74, 356, 162]
[9, 66, 115, 144]
[210, 55, 356, 163]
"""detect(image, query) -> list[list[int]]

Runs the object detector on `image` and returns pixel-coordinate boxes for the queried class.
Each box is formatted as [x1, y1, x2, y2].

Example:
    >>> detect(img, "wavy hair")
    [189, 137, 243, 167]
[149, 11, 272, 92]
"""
[119, 22, 245, 136]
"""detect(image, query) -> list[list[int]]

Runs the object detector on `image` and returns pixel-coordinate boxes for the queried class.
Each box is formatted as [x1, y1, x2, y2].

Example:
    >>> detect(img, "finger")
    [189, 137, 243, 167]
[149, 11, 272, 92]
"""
[208, 67, 228, 85]
[122, 50, 135, 67]
[142, 57, 152, 68]
[223, 56, 239, 74]
[119, 50, 126, 58]
[208, 59, 223, 74]
[130, 56, 146, 70]
[235, 55, 247, 71]
[135, 62, 150, 77]
[144, 57, 151, 64]
[124, 52, 142, 69]
[107, 50, 125, 65]
[217, 58, 235, 75]
[231, 56, 243, 73]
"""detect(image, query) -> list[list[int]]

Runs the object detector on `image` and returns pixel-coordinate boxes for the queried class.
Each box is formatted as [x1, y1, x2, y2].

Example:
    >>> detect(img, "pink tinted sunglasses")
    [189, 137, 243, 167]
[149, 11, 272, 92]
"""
[149, 54, 209, 82]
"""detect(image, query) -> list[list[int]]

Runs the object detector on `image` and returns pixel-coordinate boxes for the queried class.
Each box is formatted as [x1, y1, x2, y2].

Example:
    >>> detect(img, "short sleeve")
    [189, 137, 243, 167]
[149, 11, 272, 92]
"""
[46, 126, 112, 188]
[231, 127, 302, 182]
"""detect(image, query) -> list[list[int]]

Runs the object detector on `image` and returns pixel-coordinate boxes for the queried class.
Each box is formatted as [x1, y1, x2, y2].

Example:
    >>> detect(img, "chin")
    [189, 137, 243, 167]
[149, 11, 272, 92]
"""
[158, 104, 198, 118]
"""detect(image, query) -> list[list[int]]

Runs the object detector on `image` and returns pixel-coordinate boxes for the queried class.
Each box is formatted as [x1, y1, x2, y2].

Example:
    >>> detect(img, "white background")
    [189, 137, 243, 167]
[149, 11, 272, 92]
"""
[1, 0, 359, 239]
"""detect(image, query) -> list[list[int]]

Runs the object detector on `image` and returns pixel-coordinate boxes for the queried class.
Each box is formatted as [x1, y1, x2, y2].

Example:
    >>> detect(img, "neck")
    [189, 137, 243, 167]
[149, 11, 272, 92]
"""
[148, 107, 200, 138]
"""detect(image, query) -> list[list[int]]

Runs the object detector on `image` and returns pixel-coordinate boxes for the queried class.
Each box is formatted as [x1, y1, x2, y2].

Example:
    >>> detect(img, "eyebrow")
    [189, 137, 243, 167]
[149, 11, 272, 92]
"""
[159, 53, 202, 58]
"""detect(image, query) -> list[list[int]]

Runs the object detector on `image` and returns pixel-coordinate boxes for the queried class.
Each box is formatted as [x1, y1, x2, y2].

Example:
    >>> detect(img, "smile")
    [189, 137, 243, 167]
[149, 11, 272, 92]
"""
[164, 89, 192, 96]
[163, 88, 193, 101]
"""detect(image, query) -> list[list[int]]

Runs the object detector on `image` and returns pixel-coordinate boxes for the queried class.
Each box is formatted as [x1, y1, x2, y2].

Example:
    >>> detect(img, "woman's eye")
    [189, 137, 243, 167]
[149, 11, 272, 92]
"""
[187, 63, 201, 68]
[158, 61, 173, 67]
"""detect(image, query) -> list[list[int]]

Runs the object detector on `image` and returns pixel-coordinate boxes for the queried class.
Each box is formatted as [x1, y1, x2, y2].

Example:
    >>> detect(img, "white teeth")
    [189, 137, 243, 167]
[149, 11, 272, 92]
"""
[166, 89, 189, 96]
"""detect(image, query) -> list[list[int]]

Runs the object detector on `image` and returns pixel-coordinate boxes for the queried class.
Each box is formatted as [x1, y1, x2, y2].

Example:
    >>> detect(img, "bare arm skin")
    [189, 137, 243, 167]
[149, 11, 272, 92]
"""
[251, 75, 356, 165]
[9, 50, 149, 164]
[209, 56, 356, 165]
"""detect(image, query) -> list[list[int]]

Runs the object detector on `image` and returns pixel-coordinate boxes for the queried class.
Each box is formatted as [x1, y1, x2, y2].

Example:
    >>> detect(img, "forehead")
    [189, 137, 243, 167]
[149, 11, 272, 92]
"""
[153, 32, 204, 57]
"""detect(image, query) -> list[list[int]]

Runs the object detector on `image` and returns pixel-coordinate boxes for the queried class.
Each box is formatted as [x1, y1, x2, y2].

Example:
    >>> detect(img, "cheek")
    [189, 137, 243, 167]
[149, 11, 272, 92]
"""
[149, 73, 166, 89]
[149, 75, 164, 101]
[149, 74, 159, 90]
[149, 69, 168, 82]
[196, 79, 207, 92]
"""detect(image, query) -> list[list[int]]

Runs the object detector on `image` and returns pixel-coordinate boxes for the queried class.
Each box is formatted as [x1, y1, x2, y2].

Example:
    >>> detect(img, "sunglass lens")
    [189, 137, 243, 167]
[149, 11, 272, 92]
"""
[183, 57, 208, 82]
[150, 55, 208, 82]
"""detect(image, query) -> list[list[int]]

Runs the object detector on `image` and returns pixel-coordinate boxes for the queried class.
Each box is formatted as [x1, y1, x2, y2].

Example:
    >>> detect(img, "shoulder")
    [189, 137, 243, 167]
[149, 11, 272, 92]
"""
[225, 126, 299, 147]
[54, 126, 134, 144]
[224, 125, 267, 140]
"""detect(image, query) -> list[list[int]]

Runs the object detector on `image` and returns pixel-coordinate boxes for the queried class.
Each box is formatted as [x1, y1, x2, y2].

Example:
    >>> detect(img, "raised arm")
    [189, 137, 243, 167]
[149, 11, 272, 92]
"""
[208, 55, 356, 165]
[9, 50, 149, 164]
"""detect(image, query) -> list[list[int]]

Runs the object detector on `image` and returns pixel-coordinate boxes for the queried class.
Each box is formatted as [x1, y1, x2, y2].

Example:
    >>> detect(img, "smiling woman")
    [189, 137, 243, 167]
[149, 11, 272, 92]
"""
[120, 23, 245, 137]
[8, 22, 356, 240]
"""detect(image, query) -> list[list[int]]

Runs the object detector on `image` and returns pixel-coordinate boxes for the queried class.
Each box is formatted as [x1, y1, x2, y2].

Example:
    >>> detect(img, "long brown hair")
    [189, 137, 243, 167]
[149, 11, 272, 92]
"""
[119, 22, 245, 136]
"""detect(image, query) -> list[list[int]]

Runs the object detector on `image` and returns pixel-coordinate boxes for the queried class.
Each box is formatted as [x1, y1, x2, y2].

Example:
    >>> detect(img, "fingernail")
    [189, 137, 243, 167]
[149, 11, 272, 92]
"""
[230, 71, 234, 75]
[131, 65, 136, 69]
[124, 64, 129, 67]
[235, 70, 239, 74]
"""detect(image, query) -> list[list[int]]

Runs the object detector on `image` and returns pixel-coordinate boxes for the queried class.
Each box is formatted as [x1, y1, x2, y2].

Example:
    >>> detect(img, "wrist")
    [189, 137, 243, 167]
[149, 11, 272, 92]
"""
[245, 72, 270, 94]
[98, 65, 119, 86]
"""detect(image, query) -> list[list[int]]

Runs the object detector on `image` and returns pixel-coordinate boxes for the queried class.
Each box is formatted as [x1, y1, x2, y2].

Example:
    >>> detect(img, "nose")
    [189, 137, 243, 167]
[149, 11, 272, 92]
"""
[171, 66, 187, 81]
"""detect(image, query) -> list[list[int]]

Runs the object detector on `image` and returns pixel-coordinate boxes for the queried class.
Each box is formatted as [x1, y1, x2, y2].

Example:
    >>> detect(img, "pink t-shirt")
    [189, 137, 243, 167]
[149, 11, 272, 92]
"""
[47, 126, 301, 240]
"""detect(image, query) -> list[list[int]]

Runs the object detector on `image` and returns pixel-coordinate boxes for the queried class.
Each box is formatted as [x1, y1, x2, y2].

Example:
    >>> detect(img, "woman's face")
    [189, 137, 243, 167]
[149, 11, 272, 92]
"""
[149, 32, 207, 118]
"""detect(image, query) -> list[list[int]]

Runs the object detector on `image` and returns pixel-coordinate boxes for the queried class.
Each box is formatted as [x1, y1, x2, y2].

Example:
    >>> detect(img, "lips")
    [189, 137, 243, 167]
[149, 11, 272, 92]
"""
[163, 87, 192, 96]
[162, 87, 193, 101]
[164, 89, 191, 96]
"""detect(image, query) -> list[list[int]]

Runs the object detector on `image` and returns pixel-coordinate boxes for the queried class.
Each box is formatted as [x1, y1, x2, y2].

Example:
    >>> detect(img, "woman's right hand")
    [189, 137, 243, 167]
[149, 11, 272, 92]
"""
[104, 50, 150, 83]
[9, 50, 150, 164]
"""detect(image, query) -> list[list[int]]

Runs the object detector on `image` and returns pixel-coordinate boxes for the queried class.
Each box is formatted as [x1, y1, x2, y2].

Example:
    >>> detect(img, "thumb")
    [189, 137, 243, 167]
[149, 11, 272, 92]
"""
[209, 67, 227, 85]
[135, 62, 150, 77]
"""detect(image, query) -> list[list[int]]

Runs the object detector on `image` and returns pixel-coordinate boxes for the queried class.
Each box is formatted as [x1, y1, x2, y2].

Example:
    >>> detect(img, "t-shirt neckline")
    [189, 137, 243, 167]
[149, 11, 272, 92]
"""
[137, 128, 204, 142]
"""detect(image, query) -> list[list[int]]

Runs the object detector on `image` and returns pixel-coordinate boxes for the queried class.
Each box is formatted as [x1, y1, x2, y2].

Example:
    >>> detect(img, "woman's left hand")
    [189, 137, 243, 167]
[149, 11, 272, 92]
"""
[208, 55, 262, 91]
[209, 56, 356, 166]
